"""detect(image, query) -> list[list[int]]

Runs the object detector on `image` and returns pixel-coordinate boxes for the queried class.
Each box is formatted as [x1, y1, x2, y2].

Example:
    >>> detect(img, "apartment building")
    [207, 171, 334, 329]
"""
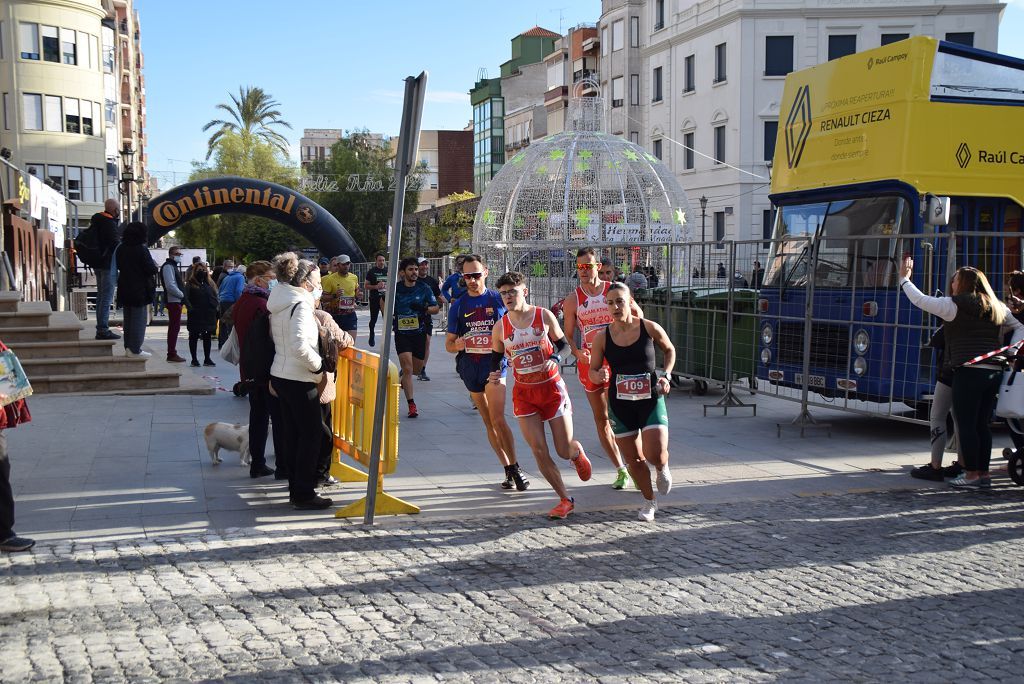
[544, 24, 600, 136]
[598, 0, 1002, 245]
[408, 129, 472, 212]
[299, 129, 342, 169]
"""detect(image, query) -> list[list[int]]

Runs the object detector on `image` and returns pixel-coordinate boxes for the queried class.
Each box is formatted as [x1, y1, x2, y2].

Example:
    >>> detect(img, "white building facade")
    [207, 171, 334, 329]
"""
[599, 0, 1003, 246]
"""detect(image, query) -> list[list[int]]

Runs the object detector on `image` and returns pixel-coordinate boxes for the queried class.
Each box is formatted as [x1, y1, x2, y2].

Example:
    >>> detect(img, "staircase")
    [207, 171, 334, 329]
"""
[0, 291, 213, 395]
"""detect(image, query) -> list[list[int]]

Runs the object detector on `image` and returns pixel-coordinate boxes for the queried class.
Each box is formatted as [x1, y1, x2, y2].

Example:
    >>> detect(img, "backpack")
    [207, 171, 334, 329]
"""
[73, 226, 104, 268]
[240, 303, 298, 385]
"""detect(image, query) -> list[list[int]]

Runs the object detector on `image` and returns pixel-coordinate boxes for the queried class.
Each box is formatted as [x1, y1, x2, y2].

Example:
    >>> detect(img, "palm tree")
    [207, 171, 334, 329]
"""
[202, 86, 292, 160]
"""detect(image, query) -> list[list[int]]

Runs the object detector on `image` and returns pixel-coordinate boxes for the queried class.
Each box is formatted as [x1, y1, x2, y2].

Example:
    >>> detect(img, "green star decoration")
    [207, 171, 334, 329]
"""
[650, 209, 661, 222]
[549, 150, 566, 161]
[578, 150, 593, 160]
[537, 210, 550, 222]
[605, 159, 624, 171]
[575, 161, 591, 173]
[622, 149, 639, 161]
[513, 216, 525, 229]
[575, 207, 592, 225]
[483, 209, 496, 225]
[643, 152, 659, 163]
[675, 209, 687, 225]
[535, 164, 548, 175]
[510, 153, 526, 165]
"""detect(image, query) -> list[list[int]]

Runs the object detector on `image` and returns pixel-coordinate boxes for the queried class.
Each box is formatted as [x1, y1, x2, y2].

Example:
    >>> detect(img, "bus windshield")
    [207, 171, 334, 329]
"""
[765, 196, 909, 288]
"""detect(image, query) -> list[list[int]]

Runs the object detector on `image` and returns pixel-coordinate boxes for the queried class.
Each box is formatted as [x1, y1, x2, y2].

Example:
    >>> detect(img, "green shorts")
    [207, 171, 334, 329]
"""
[608, 395, 668, 437]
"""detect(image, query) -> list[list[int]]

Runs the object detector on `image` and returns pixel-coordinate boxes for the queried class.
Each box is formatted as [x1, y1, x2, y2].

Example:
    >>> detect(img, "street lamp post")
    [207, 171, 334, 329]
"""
[699, 195, 708, 279]
[119, 144, 135, 221]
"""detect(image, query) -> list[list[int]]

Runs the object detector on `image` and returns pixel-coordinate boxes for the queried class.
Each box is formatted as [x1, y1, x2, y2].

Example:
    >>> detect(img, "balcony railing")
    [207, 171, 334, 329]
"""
[573, 69, 597, 83]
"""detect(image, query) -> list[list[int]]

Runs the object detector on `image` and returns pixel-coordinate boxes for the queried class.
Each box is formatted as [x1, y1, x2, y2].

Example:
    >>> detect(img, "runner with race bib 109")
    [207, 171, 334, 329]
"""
[588, 282, 676, 522]
[561, 247, 643, 490]
[489, 271, 592, 520]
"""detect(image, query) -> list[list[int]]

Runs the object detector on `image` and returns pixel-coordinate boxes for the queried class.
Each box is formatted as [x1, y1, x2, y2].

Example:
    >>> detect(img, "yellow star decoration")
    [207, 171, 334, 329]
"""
[650, 209, 661, 222]
[675, 209, 687, 225]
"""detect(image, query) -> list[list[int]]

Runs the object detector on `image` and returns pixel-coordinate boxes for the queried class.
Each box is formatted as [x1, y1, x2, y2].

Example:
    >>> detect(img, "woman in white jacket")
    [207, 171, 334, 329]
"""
[267, 252, 331, 510]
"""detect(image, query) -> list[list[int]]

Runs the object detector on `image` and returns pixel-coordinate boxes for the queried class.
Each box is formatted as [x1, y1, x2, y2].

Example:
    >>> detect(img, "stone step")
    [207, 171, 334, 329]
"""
[21, 355, 147, 376]
[29, 370, 182, 394]
[67, 385, 216, 397]
[0, 310, 52, 329]
[0, 324, 82, 343]
[4, 339, 117, 360]
[0, 291, 22, 313]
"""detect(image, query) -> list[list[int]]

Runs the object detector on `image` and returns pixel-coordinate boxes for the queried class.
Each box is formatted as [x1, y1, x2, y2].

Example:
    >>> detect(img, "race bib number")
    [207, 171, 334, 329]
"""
[464, 331, 492, 354]
[398, 316, 419, 332]
[616, 373, 652, 401]
[338, 296, 356, 313]
[512, 346, 545, 375]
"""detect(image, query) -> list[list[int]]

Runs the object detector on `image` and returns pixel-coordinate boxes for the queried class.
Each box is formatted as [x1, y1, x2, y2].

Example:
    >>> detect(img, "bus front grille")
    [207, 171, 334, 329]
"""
[777, 322, 848, 369]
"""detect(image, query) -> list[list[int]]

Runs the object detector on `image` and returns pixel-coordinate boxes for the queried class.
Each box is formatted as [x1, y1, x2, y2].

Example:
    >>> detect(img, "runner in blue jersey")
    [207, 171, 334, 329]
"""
[446, 254, 528, 491]
[393, 257, 439, 418]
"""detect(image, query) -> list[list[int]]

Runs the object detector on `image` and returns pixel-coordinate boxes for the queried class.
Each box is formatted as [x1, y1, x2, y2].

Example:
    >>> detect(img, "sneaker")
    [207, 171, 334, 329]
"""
[612, 468, 632, 490]
[942, 463, 964, 479]
[203, 359, 216, 367]
[0, 535, 36, 552]
[571, 446, 592, 482]
[511, 464, 530, 491]
[190, 359, 200, 367]
[949, 473, 991, 489]
[292, 495, 333, 510]
[319, 475, 340, 487]
[407, 401, 419, 418]
[910, 464, 945, 482]
[638, 499, 657, 522]
[250, 465, 275, 479]
[501, 472, 515, 489]
[126, 349, 152, 359]
[368, 335, 376, 347]
[419, 370, 431, 381]
[548, 497, 575, 519]
[167, 354, 187, 363]
[95, 330, 121, 340]
[656, 467, 673, 496]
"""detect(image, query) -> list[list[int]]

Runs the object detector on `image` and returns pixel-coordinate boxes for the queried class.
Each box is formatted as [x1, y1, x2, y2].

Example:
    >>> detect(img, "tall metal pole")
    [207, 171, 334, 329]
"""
[363, 72, 428, 525]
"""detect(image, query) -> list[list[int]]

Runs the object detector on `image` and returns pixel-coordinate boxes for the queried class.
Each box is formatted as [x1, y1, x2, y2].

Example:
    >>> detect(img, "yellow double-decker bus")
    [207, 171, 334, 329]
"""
[759, 36, 1024, 414]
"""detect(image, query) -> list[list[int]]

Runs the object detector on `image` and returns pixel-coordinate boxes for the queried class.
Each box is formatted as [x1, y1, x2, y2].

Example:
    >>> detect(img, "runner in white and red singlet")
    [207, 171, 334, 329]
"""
[489, 271, 592, 520]
[561, 247, 643, 490]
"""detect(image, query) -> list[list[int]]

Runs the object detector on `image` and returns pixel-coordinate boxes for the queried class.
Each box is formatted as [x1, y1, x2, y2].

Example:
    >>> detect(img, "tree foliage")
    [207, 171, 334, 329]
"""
[202, 86, 292, 160]
[422, 192, 475, 256]
[306, 130, 422, 259]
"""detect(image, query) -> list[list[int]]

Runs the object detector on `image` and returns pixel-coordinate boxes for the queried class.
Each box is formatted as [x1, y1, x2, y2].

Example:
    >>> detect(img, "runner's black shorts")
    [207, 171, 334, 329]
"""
[456, 352, 505, 393]
[394, 332, 427, 360]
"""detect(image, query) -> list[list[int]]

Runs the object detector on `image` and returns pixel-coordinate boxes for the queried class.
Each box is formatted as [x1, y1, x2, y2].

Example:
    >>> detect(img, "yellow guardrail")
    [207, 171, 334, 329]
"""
[330, 346, 419, 517]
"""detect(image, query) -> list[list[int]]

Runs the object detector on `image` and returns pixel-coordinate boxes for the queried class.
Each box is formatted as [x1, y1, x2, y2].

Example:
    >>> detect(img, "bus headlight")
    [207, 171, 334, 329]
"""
[761, 324, 774, 346]
[853, 329, 870, 355]
[853, 357, 868, 376]
[761, 348, 772, 365]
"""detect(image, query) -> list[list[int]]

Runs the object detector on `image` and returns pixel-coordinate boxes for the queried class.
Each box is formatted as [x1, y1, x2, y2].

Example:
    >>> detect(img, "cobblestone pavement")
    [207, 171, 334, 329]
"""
[3, 489, 1024, 683]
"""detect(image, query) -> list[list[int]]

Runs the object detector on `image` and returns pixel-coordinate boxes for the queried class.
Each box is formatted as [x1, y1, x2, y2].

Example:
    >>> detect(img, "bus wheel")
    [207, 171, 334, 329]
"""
[1009, 453, 1024, 487]
[693, 379, 709, 396]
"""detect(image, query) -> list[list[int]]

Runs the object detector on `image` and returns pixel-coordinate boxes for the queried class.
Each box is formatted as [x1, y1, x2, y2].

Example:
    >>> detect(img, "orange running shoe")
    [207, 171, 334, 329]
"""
[548, 497, 575, 519]
[572, 446, 592, 482]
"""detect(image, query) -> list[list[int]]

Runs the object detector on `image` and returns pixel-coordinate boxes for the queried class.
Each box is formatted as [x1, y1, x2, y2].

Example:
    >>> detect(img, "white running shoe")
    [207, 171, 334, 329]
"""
[126, 349, 152, 359]
[638, 499, 657, 522]
[656, 467, 673, 496]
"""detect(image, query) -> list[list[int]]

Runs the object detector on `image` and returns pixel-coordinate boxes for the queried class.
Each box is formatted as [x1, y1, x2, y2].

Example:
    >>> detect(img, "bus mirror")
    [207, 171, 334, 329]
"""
[925, 196, 951, 226]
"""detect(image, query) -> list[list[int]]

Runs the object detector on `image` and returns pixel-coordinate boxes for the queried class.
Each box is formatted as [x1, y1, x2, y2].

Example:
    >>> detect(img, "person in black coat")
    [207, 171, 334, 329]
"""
[115, 222, 158, 358]
[185, 265, 220, 367]
[92, 199, 122, 340]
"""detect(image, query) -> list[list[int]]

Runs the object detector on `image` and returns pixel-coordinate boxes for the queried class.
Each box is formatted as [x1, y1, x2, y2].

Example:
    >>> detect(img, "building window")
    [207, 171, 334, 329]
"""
[0, 21, 5, 59]
[46, 165, 64, 192]
[763, 209, 774, 248]
[22, 93, 42, 130]
[715, 211, 726, 245]
[714, 43, 727, 82]
[60, 28, 77, 65]
[654, 0, 665, 30]
[684, 54, 695, 92]
[44, 95, 62, 132]
[89, 34, 98, 70]
[629, 132, 640, 144]
[601, 27, 608, 56]
[19, 23, 39, 60]
[612, 20, 623, 51]
[94, 101, 102, 135]
[67, 166, 82, 201]
[42, 25, 59, 62]
[683, 131, 694, 170]
[714, 124, 725, 164]
[881, 33, 909, 46]
[764, 120, 778, 162]
[81, 100, 94, 135]
[653, 139, 663, 160]
[630, 74, 639, 106]
[946, 32, 974, 47]
[105, 98, 116, 125]
[611, 76, 624, 108]
[65, 98, 80, 133]
[94, 168, 105, 201]
[765, 36, 793, 76]
[828, 35, 857, 61]
[2, 93, 9, 130]
[630, 16, 640, 48]
[652, 66, 663, 102]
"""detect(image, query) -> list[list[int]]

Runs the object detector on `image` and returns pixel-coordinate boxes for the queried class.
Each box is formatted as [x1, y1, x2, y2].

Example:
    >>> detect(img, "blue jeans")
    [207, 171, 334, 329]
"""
[95, 269, 114, 333]
[122, 305, 148, 354]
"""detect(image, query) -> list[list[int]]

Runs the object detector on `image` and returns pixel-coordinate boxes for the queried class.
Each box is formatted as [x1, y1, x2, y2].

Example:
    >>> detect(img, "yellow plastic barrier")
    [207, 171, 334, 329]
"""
[330, 346, 419, 517]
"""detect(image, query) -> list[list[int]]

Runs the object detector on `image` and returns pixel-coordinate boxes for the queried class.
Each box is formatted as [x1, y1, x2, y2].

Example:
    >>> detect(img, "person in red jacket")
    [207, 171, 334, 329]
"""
[232, 261, 283, 479]
[0, 339, 34, 552]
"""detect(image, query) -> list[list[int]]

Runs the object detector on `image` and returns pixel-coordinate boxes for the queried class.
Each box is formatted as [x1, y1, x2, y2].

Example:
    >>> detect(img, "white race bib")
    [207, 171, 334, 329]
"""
[616, 373, 652, 401]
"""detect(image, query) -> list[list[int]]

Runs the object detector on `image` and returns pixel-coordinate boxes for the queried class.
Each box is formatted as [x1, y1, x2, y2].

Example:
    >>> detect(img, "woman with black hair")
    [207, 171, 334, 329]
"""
[115, 222, 158, 358]
[184, 265, 219, 367]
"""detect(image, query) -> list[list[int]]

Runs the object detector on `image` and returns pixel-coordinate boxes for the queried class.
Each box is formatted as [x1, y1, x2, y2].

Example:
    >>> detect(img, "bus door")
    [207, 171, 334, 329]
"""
[947, 200, 1006, 295]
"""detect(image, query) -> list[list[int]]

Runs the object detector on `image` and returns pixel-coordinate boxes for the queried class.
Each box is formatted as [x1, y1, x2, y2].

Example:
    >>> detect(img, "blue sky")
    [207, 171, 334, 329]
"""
[137, 0, 1024, 192]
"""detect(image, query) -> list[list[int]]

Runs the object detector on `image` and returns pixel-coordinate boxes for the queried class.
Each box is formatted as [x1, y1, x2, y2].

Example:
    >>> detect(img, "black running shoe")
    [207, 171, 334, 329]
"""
[501, 473, 514, 489]
[910, 464, 945, 482]
[511, 464, 530, 491]
[942, 462, 964, 478]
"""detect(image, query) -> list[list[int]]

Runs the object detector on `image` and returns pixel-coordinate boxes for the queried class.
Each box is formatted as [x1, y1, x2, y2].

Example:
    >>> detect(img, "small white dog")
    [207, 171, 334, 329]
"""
[204, 422, 251, 466]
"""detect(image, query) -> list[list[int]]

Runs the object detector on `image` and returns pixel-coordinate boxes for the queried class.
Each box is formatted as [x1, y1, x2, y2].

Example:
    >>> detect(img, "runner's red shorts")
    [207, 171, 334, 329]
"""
[577, 355, 609, 393]
[513, 378, 572, 422]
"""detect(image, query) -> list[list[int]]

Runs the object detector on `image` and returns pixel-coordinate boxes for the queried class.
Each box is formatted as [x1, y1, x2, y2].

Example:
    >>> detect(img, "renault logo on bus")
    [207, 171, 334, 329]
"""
[785, 85, 812, 169]
[956, 142, 971, 169]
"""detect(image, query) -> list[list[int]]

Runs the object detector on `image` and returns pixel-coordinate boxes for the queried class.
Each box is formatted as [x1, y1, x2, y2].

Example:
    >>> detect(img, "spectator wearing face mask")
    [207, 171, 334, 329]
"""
[161, 248, 187, 363]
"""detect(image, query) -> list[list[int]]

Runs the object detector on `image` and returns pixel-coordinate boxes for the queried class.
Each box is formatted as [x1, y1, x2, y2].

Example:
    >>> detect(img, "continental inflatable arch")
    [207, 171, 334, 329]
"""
[144, 176, 366, 262]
